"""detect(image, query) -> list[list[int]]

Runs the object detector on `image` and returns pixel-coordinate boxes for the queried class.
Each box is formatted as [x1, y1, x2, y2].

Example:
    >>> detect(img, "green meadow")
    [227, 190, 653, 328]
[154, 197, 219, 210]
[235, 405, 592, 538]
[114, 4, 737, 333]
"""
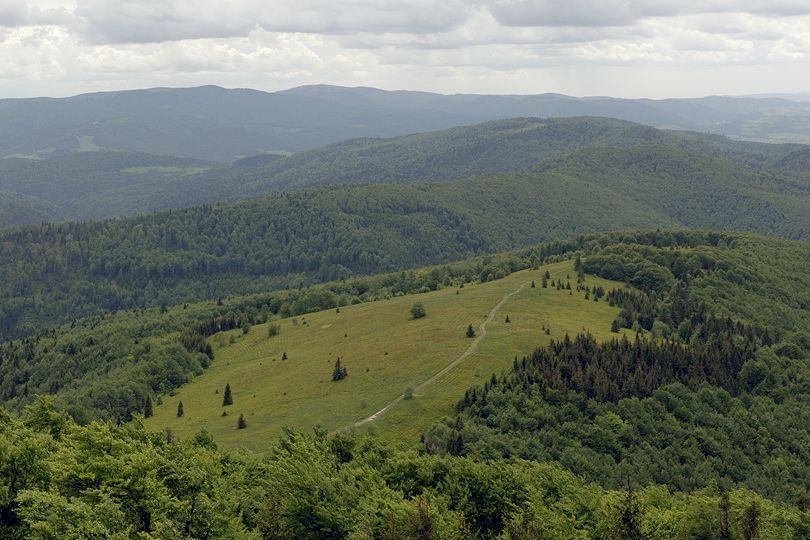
[147, 261, 626, 450]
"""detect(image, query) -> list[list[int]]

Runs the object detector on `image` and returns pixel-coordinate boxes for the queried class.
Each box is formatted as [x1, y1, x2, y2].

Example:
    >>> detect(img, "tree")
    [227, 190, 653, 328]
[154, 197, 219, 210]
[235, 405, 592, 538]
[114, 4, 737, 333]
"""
[542, 277, 548, 288]
[466, 324, 476, 338]
[241, 320, 251, 335]
[332, 359, 347, 381]
[237, 414, 247, 429]
[144, 395, 153, 418]
[611, 319, 621, 333]
[267, 323, 280, 337]
[574, 255, 582, 272]
[609, 480, 646, 540]
[741, 501, 761, 540]
[410, 303, 427, 319]
[177, 401, 184, 418]
[223, 384, 233, 406]
[544, 270, 551, 279]
[719, 490, 731, 540]
[505, 314, 511, 323]
[281, 352, 288, 360]
[530, 280, 536, 288]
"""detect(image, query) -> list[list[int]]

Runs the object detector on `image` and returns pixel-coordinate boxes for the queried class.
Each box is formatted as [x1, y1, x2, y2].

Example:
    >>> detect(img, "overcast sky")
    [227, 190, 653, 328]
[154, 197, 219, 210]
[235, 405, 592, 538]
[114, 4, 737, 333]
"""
[1, 0, 809, 99]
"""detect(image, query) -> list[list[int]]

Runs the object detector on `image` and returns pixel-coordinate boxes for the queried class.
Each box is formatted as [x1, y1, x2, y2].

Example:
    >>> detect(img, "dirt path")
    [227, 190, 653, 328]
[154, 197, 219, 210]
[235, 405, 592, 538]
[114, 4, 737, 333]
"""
[332, 277, 535, 434]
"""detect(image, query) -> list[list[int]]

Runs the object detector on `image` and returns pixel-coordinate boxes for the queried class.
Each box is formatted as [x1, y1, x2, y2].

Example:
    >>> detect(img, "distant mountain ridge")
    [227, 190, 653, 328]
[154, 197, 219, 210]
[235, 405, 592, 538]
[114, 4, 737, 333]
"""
[1, 116, 809, 230]
[3, 84, 810, 163]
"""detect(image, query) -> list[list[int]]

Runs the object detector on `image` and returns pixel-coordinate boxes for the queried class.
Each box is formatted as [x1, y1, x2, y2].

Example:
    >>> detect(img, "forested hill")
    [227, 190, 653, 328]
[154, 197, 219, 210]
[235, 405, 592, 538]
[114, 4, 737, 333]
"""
[0, 188, 63, 228]
[3, 84, 810, 163]
[2, 141, 810, 339]
[175, 116, 809, 202]
[425, 232, 810, 503]
[2, 116, 808, 228]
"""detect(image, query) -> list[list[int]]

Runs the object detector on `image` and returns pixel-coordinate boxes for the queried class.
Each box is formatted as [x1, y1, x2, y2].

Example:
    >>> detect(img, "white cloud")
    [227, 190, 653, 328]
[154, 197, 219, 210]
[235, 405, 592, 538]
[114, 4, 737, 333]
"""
[0, 0, 808, 98]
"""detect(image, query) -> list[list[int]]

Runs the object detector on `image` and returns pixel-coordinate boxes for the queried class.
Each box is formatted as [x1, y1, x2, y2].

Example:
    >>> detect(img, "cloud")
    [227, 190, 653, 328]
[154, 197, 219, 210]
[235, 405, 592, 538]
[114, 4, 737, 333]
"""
[0, 0, 29, 27]
[1, 0, 810, 99]
[72, 0, 472, 44]
[485, 0, 810, 28]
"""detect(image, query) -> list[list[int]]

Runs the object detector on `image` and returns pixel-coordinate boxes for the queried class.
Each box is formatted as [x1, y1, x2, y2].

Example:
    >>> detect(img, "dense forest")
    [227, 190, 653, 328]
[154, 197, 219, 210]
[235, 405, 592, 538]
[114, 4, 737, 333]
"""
[2, 116, 809, 229]
[0, 238, 583, 423]
[425, 233, 810, 505]
[2, 139, 809, 339]
[3, 400, 808, 539]
[1, 230, 809, 537]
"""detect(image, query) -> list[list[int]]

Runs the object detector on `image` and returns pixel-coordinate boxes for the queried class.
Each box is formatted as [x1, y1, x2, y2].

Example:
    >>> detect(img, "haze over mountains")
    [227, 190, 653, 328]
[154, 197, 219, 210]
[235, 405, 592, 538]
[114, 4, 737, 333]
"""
[3, 85, 810, 164]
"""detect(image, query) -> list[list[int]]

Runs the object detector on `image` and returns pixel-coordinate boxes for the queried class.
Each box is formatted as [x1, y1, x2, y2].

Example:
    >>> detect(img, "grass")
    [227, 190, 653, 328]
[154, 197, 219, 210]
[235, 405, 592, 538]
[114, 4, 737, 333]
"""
[77, 135, 103, 152]
[147, 261, 628, 451]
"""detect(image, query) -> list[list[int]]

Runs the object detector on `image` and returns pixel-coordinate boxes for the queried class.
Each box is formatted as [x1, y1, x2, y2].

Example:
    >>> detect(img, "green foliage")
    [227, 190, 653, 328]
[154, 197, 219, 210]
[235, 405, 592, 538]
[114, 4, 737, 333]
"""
[332, 359, 347, 382]
[222, 384, 233, 406]
[1, 406, 808, 539]
[465, 324, 475, 338]
[410, 302, 427, 319]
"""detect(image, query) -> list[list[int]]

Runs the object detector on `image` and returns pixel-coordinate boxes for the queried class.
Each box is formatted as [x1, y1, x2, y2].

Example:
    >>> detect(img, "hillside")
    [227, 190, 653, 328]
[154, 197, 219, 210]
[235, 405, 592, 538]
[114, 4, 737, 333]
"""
[425, 233, 810, 503]
[146, 260, 625, 449]
[4, 85, 810, 163]
[0, 152, 212, 225]
[2, 230, 810, 537]
[1, 116, 807, 229]
[3, 124, 810, 338]
[0, 188, 62, 228]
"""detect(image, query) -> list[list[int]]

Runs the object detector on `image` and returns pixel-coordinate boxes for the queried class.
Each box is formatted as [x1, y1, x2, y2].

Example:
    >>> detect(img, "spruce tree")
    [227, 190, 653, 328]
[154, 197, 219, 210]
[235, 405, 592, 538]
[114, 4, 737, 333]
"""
[741, 501, 761, 540]
[281, 352, 288, 360]
[332, 359, 347, 381]
[466, 324, 476, 338]
[223, 383, 233, 406]
[542, 277, 548, 288]
[611, 319, 621, 333]
[530, 280, 536, 288]
[544, 270, 551, 279]
[719, 490, 731, 540]
[611, 480, 645, 540]
[505, 314, 511, 323]
[237, 413, 247, 429]
[144, 395, 153, 418]
[177, 401, 184, 418]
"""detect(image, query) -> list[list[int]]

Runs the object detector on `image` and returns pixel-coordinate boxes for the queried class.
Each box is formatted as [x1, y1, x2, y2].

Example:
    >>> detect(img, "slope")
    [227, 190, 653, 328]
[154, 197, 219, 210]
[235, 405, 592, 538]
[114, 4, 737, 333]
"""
[145, 260, 626, 449]
[0, 188, 63, 228]
[0, 152, 212, 222]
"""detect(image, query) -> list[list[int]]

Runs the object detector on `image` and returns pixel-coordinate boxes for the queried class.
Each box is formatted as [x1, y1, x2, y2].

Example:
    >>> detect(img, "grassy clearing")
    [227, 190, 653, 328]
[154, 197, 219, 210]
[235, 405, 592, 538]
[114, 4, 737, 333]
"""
[147, 261, 627, 450]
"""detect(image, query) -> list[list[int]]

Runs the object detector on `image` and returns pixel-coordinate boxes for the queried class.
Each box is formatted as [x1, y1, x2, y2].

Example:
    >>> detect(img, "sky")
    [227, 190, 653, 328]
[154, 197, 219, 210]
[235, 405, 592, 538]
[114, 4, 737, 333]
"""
[1, 0, 809, 99]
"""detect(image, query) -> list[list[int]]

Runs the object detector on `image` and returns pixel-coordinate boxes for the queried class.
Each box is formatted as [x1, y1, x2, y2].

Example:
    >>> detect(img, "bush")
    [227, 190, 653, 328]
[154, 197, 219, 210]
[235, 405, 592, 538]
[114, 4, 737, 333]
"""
[410, 303, 427, 319]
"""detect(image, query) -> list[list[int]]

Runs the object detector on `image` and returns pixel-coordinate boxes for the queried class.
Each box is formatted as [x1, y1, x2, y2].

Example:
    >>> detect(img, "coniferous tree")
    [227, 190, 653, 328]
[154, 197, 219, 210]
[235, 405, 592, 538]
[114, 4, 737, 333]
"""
[176, 401, 184, 418]
[144, 395, 153, 418]
[719, 490, 731, 540]
[610, 480, 645, 540]
[281, 352, 288, 360]
[544, 270, 551, 280]
[741, 501, 761, 540]
[505, 314, 511, 323]
[466, 324, 476, 338]
[542, 277, 548, 288]
[332, 359, 347, 381]
[611, 319, 621, 333]
[237, 413, 247, 429]
[223, 383, 233, 406]
[530, 280, 536, 288]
